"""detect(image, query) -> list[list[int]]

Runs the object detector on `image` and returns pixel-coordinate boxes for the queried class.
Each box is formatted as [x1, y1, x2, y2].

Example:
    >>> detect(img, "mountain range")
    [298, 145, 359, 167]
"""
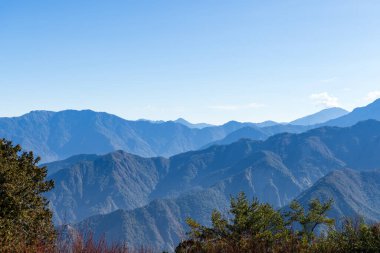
[204, 99, 380, 147]
[4, 100, 379, 163]
[0, 110, 246, 162]
[47, 119, 380, 250]
[73, 168, 380, 251]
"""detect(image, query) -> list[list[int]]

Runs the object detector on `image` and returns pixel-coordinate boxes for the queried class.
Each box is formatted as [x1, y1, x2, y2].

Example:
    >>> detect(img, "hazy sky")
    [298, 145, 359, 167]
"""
[1, 0, 380, 124]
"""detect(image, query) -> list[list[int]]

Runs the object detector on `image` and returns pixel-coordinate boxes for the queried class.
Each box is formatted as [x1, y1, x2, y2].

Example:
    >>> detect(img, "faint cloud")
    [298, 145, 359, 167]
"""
[343, 87, 352, 92]
[247, 103, 265, 108]
[209, 105, 240, 111]
[209, 103, 265, 111]
[143, 104, 185, 113]
[365, 91, 380, 102]
[310, 92, 340, 108]
[144, 104, 158, 111]
[320, 77, 337, 83]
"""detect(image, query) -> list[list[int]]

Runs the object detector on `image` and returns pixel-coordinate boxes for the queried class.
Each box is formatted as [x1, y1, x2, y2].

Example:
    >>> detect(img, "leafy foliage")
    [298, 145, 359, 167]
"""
[0, 139, 55, 251]
[285, 198, 334, 241]
[176, 193, 380, 253]
[178, 193, 293, 252]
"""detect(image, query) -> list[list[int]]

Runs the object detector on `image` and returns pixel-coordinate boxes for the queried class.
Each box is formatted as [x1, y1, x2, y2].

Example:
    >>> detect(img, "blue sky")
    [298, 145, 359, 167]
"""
[1, 0, 380, 124]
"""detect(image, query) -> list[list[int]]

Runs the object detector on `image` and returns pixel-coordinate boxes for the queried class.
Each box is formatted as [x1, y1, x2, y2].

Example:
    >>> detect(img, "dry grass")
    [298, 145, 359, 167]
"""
[0, 231, 154, 253]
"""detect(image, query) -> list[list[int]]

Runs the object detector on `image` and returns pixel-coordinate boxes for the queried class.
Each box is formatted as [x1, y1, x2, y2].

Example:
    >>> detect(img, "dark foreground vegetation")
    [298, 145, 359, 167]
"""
[1, 139, 379, 252]
[176, 193, 380, 253]
[1, 233, 152, 253]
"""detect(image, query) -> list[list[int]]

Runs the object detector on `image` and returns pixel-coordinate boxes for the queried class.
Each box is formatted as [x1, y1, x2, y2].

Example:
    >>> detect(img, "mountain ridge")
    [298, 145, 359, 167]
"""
[294, 168, 380, 224]
[0, 109, 244, 162]
[47, 120, 380, 227]
[3, 99, 380, 163]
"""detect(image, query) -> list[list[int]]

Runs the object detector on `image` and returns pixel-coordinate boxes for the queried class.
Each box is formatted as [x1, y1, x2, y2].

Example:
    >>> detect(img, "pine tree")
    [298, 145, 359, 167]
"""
[0, 139, 55, 251]
[285, 198, 334, 242]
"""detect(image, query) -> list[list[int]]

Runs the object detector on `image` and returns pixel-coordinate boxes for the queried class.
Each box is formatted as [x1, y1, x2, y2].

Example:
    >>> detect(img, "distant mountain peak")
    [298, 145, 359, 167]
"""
[173, 118, 213, 129]
[254, 120, 279, 127]
[24, 110, 55, 116]
[174, 118, 191, 124]
[290, 107, 348, 126]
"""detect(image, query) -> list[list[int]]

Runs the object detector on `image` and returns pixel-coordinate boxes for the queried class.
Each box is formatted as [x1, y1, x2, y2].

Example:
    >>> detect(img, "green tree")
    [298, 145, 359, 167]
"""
[177, 193, 289, 253]
[176, 194, 339, 253]
[0, 139, 55, 250]
[285, 198, 334, 242]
